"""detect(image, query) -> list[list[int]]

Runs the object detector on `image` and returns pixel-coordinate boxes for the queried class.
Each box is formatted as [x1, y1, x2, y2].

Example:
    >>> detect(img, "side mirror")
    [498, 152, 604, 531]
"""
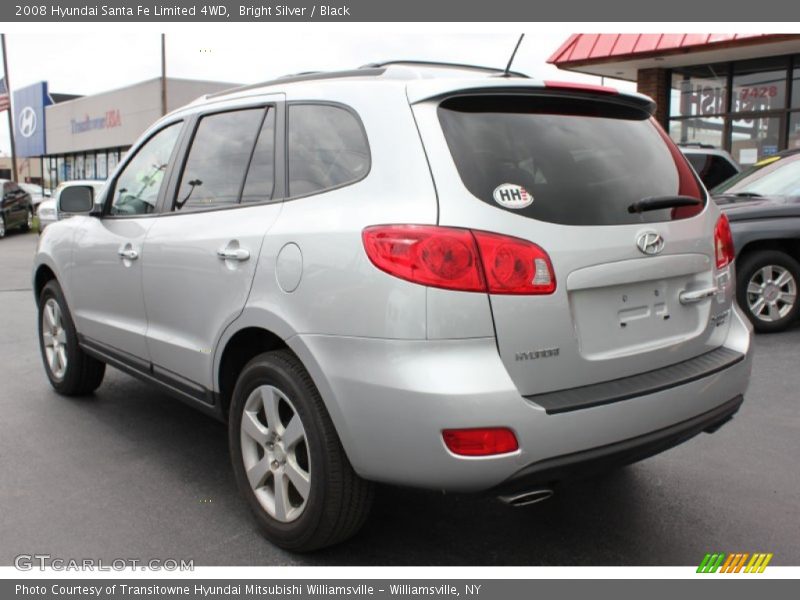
[58, 186, 95, 214]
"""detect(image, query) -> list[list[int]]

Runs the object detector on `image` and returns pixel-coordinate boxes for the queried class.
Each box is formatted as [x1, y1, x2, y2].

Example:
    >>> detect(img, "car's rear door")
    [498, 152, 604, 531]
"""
[140, 97, 284, 393]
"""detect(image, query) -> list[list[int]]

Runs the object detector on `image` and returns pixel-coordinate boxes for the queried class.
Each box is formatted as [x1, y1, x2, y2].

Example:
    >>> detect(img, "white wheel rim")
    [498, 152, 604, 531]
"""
[42, 298, 68, 380]
[0, 216, 5, 237]
[27, 211, 33, 228]
[746, 265, 797, 323]
[240, 385, 311, 523]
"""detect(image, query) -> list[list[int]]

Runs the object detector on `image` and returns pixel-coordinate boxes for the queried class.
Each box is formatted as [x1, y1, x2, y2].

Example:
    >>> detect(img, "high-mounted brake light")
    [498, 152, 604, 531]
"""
[714, 214, 735, 269]
[362, 225, 556, 295]
[543, 80, 619, 95]
[442, 428, 519, 457]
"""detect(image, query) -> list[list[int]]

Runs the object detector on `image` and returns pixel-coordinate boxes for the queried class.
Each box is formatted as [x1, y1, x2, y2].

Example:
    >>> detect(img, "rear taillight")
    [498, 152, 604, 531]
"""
[714, 214, 735, 269]
[442, 428, 519, 456]
[362, 225, 556, 295]
[473, 230, 556, 294]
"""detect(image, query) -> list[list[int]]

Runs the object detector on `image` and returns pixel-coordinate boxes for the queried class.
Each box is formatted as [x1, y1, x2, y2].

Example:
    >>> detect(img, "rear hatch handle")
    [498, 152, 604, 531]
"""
[679, 286, 719, 305]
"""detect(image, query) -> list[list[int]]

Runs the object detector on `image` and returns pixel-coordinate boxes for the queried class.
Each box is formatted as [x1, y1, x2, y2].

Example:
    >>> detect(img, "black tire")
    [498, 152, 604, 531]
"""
[21, 208, 33, 232]
[38, 280, 106, 395]
[228, 349, 373, 551]
[736, 250, 800, 333]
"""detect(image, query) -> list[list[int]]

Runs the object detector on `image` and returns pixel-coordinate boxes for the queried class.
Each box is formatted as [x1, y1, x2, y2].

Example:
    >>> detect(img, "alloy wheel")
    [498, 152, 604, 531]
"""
[240, 385, 311, 523]
[746, 264, 798, 323]
[42, 298, 68, 380]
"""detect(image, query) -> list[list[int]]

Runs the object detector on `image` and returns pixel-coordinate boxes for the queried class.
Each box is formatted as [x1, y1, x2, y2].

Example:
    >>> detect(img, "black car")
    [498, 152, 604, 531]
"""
[0, 179, 34, 238]
[713, 149, 800, 332]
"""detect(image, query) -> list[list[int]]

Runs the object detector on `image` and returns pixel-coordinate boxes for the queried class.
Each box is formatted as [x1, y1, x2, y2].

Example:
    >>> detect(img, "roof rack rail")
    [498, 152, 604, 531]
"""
[206, 67, 388, 99]
[361, 60, 529, 78]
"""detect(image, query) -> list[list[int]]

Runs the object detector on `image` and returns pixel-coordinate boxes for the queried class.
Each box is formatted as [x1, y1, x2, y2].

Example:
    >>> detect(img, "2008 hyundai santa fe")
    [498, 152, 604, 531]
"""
[33, 62, 753, 551]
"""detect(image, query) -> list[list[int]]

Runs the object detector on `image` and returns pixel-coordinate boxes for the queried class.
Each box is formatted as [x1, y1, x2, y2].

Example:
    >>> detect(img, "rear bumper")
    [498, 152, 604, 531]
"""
[289, 305, 753, 492]
[493, 394, 742, 495]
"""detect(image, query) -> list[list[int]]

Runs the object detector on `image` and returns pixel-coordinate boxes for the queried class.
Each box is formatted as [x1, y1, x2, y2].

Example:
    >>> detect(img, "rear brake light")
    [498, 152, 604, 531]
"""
[714, 214, 735, 269]
[361, 225, 484, 292]
[362, 225, 556, 295]
[442, 428, 518, 456]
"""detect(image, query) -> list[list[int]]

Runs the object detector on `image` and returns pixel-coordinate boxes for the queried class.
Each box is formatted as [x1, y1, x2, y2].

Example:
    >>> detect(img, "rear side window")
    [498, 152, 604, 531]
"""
[438, 95, 704, 226]
[288, 104, 369, 197]
[175, 108, 265, 212]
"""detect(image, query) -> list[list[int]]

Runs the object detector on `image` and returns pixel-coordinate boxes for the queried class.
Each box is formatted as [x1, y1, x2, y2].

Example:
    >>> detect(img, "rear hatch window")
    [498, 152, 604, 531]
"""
[438, 94, 705, 226]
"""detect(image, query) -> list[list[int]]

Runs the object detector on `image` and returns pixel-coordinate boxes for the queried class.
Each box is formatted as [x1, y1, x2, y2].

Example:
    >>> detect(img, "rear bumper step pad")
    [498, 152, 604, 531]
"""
[525, 346, 744, 415]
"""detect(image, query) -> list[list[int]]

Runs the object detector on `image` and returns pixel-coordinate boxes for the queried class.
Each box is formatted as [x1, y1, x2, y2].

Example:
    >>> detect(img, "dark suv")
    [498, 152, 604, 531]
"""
[714, 149, 800, 332]
[0, 179, 34, 238]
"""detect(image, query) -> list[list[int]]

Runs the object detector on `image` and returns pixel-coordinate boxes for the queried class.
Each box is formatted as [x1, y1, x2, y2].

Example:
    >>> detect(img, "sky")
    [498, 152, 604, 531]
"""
[0, 30, 633, 157]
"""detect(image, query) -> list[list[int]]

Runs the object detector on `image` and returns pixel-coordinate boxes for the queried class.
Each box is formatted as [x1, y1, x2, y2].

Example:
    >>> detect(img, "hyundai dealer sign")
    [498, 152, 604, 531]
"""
[13, 81, 51, 157]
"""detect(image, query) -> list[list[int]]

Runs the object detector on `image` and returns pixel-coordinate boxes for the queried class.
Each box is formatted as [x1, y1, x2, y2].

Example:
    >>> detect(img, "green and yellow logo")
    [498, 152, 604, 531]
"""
[697, 552, 773, 573]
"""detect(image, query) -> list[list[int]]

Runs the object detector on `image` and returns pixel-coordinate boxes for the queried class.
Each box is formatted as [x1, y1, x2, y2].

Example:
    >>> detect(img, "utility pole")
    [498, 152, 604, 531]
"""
[1, 34, 18, 181]
[160, 34, 167, 116]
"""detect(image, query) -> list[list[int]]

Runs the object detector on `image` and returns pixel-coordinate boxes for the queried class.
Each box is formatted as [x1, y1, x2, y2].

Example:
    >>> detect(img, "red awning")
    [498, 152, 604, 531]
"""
[548, 34, 778, 66]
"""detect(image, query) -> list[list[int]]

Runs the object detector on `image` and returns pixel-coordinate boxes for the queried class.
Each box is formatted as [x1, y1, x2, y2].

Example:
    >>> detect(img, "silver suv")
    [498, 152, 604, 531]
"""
[33, 63, 753, 551]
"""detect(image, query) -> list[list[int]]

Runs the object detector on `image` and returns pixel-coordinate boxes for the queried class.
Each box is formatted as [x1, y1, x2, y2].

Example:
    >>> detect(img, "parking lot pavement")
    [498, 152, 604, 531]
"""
[1, 230, 798, 566]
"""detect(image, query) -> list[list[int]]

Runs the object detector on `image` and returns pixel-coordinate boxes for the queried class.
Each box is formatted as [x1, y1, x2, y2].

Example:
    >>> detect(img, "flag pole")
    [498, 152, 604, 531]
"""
[160, 34, 167, 116]
[1, 33, 18, 182]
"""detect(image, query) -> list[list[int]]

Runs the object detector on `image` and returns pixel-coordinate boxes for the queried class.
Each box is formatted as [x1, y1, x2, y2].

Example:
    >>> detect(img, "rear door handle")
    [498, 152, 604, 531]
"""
[117, 248, 139, 261]
[217, 247, 250, 262]
[679, 286, 719, 305]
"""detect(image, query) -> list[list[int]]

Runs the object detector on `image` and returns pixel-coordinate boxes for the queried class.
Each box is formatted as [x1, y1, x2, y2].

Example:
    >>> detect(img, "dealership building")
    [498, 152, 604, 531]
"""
[549, 34, 800, 166]
[11, 77, 235, 191]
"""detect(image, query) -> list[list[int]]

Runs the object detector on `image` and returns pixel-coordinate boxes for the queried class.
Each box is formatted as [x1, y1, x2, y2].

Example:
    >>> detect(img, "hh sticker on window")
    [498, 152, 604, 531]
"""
[493, 183, 533, 209]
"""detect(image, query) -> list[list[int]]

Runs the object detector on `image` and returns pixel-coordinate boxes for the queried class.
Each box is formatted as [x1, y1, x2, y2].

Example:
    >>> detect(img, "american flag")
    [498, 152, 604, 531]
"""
[0, 77, 9, 112]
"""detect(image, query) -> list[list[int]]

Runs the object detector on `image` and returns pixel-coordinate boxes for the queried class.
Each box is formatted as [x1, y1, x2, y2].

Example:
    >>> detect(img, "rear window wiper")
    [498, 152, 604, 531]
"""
[627, 195, 702, 214]
[730, 191, 762, 198]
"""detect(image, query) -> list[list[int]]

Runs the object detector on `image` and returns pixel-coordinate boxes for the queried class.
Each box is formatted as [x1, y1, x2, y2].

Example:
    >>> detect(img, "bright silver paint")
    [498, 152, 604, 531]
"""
[33, 64, 753, 493]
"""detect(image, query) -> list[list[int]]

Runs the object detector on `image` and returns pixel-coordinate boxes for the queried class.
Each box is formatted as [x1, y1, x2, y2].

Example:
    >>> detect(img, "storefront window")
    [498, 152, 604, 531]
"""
[730, 115, 782, 165]
[85, 154, 96, 180]
[670, 64, 728, 118]
[731, 57, 788, 113]
[792, 63, 800, 108]
[96, 153, 107, 180]
[108, 151, 119, 174]
[669, 116, 725, 147]
[789, 113, 800, 150]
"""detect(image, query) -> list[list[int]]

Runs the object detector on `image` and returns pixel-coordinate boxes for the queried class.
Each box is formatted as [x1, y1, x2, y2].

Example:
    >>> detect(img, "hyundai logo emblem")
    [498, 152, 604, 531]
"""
[18, 106, 37, 138]
[636, 231, 665, 255]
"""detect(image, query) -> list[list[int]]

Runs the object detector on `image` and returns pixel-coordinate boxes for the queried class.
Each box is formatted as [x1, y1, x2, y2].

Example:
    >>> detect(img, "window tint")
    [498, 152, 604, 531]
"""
[109, 123, 181, 216]
[288, 104, 369, 197]
[175, 109, 264, 212]
[438, 95, 704, 226]
[241, 108, 276, 203]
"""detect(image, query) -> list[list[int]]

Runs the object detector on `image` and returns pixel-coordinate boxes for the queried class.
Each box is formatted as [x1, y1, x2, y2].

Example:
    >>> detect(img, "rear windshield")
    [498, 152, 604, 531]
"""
[438, 95, 705, 226]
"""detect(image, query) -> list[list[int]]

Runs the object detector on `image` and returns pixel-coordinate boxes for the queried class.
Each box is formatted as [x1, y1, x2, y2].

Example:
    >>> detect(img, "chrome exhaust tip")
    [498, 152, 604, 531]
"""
[498, 488, 554, 507]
